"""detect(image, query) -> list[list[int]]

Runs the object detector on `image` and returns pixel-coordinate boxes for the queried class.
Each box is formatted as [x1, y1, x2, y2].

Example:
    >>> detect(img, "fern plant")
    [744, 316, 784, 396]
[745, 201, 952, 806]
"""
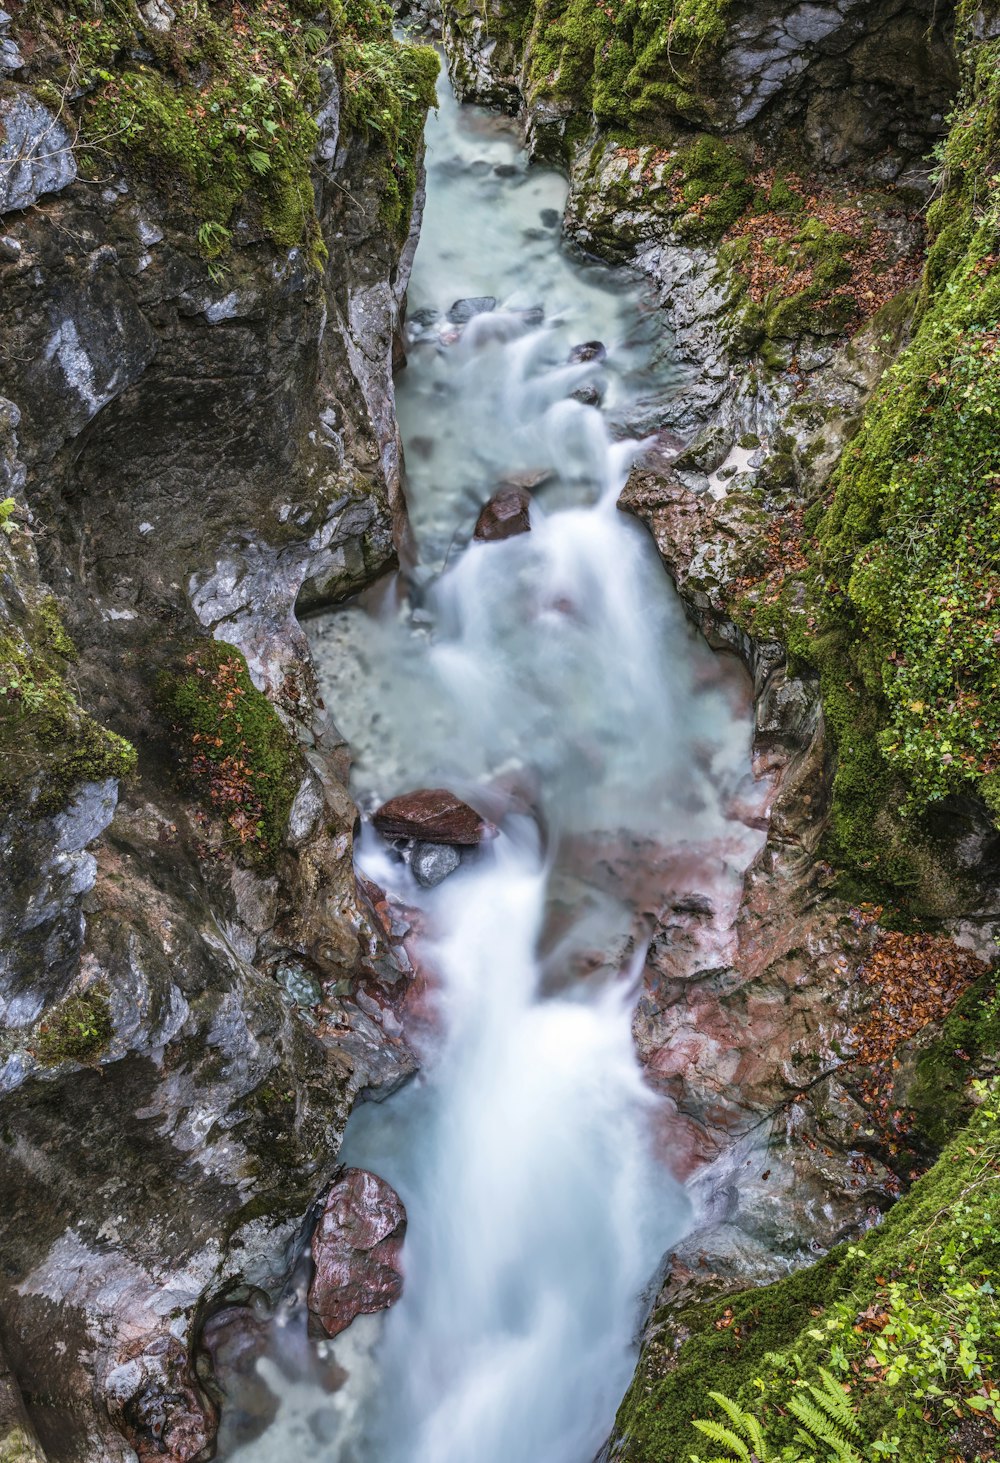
[690, 1371, 863, 1463]
[690, 1391, 777, 1463]
[787, 1370, 863, 1463]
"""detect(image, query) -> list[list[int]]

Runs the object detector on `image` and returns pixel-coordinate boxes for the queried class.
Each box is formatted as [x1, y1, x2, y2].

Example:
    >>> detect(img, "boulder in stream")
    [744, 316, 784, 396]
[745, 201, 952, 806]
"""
[568, 340, 607, 364]
[309, 1169, 407, 1339]
[373, 788, 494, 844]
[412, 841, 462, 887]
[447, 295, 497, 324]
[473, 484, 532, 541]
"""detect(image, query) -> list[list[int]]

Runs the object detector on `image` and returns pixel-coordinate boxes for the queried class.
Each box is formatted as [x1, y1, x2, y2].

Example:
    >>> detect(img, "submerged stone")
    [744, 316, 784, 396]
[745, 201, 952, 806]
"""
[447, 295, 497, 324]
[473, 484, 532, 541]
[568, 340, 607, 364]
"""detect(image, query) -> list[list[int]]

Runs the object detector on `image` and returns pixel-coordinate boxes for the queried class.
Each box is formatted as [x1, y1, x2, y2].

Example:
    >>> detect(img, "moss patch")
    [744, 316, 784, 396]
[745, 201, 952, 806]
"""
[34, 987, 113, 1065]
[0, 587, 137, 816]
[517, 0, 731, 132]
[159, 639, 301, 866]
[615, 1082, 1000, 1463]
[16, 0, 437, 257]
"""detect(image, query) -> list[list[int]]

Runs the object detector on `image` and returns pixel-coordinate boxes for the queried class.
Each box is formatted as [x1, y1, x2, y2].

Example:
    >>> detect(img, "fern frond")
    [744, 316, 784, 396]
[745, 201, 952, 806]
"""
[691, 1417, 752, 1461]
[787, 1394, 862, 1463]
[707, 1390, 768, 1455]
[811, 1370, 861, 1437]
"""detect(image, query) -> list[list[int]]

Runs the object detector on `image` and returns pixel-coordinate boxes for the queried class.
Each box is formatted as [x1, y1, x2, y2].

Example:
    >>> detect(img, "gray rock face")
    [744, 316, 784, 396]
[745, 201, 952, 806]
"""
[0, 87, 76, 213]
[0, 53, 430, 1463]
[0, 12, 24, 74]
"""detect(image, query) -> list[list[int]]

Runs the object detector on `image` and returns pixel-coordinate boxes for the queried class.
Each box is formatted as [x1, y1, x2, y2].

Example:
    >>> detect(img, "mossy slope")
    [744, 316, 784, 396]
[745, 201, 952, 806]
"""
[615, 1048, 1000, 1462]
[15, 0, 438, 255]
[732, 0, 1000, 897]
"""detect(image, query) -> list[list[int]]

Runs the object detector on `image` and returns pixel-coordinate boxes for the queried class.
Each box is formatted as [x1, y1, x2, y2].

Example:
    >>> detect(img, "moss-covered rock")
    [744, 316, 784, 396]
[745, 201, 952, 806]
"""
[614, 1079, 1000, 1463]
[0, 508, 137, 816]
[14, 0, 437, 257]
[725, 1, 1000, 898]
[33, 986, 113, 1066]
[159, 639, 302, 866]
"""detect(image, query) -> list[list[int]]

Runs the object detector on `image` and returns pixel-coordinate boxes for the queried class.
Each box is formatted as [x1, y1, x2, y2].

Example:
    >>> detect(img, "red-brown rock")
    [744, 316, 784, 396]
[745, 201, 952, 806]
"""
[372, 788, 493, 845]
[308, 1169, 407, 1339]
[473, 485, 532, 542]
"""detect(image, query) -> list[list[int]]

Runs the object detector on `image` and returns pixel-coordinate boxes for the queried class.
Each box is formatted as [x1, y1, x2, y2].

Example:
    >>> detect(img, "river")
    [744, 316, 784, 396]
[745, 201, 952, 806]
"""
[221, 59, 764, 1463]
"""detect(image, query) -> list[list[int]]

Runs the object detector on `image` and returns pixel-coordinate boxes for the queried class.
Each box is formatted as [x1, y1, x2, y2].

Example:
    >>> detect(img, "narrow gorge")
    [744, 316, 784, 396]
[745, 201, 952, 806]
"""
[1, 2, 999, 1462]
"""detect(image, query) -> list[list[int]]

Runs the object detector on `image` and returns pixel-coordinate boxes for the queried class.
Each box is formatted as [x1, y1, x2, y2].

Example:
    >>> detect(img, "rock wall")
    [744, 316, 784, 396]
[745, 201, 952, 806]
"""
[429, 2, 1000, 1458]
[0, 9, 434, 1458]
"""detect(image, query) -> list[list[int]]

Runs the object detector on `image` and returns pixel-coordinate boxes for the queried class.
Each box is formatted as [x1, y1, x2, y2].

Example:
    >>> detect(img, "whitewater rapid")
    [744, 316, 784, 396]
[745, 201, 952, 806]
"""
[220, 57, 763, 1463]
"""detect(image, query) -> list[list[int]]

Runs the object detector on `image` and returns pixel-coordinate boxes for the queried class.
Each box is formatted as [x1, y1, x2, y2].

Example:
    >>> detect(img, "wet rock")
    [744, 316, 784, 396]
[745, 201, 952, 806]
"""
[570, 383, 605, 408]
[308, 1169, 407, 1338]
[513, 304, 545, 328]
[275, 961, 322, 1009]
[672, 421, 734, 475]
[108, 1335, 216, 1463]
[140, 0, 175, 31]
[568, 340, 607, 365]
[498, 466, 553, 492]
[0, 1336, 46, 1461]
[0, 235, 20, 262]
[494, 162, 518, 177]
[539, 207, 561, 228]
[200, 1306, 277, 1450]
[473, 484, 532, 541]
[0, 88, 77, 213]
[373, 788, 494, 845]
[411, 841, 462, 887]
[447, 295, 497, 324]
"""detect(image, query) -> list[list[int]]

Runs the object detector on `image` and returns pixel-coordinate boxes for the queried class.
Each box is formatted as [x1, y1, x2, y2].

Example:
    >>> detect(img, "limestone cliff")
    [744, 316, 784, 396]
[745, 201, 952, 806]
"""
[0, 3, 435, 1457]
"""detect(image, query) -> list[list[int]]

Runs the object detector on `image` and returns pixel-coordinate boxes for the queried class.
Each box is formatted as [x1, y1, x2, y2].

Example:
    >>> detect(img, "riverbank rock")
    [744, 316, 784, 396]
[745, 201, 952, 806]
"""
[473, 484, 532, 541]
[308, 1169, 407, 1338]
[373, 788, 494, 844]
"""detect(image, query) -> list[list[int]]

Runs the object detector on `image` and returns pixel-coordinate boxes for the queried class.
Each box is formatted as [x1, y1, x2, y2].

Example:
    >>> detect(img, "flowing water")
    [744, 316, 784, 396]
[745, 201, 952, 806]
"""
[221, 63, 765, 1463]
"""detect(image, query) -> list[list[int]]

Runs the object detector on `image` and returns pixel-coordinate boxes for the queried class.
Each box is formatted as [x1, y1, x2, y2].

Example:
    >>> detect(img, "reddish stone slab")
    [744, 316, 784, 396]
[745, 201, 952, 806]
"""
[473, 485, 532, 542]
[372, 788, 493, 845]
[308, 1168, 407, 1339]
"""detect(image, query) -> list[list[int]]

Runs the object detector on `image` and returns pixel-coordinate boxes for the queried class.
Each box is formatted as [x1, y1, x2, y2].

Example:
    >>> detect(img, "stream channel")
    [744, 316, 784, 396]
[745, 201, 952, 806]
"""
[222, 60, 767, 1463]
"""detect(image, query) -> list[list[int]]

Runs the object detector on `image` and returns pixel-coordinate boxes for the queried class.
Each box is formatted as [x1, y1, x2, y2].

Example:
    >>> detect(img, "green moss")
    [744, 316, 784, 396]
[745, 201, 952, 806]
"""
[615, 1085, 1000, 1462]
[670, 134, 752, 241]
[18, 0, 436, 258]
[159, 639, 301, 866]
[340, 36, 440, 244]
[614, 1255, 845, 1462]
[767, 173, 804, 214]
[520, 0, 731, 133]
[0, 591, 138, 816]
[34, 987, 114, 1066]
[907, 970, 1000, 1150]
[0, 1427, 46, 1463]
[730, 10, 1000, 898]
